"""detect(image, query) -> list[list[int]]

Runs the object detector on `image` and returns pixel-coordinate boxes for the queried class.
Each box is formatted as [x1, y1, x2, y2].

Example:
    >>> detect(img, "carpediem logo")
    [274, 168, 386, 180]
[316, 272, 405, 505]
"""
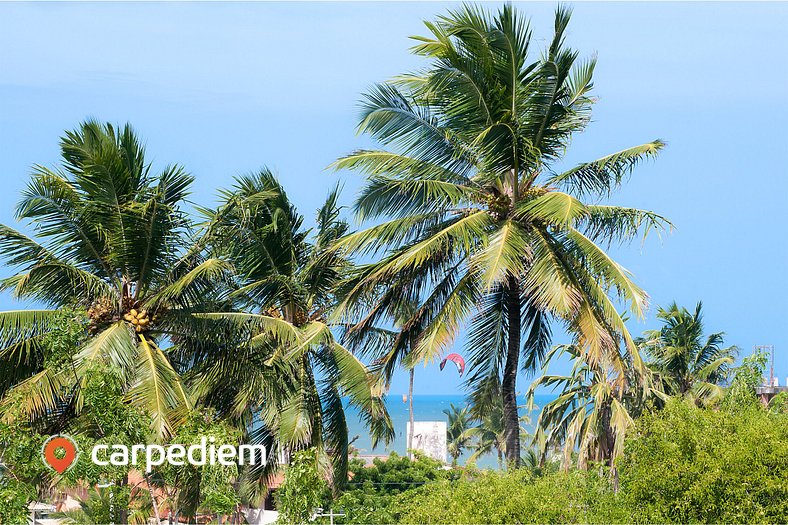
[91, 437, 267, 472]
[41, 434, 79, 474]
[42, 435, 267, 473]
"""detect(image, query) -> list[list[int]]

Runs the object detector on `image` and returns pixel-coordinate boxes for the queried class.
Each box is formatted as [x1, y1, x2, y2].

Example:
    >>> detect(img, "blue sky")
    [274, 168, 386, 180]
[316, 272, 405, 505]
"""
[1, 2, 786, 395]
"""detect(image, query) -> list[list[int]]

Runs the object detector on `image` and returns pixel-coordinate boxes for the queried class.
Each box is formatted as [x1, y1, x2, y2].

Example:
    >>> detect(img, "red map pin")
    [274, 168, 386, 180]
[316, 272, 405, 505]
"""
[42, 435, 78, 474]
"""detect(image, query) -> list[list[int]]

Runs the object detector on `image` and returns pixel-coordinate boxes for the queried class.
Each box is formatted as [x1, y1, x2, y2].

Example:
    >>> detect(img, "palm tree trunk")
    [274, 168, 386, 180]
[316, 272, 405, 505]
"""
[118, 474, 129, 524]
[145, 475, 162, 525]
[408, 367, 415, 460]
[611, 464, 620, 493]
[502, 273, 521, 467]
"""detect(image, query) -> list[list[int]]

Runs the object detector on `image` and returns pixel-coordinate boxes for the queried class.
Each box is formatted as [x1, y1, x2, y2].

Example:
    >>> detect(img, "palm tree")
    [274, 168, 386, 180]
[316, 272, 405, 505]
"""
[339, 296, 423, 460]
[185, 170, 393, 487]
[640, 302, 738, 406]
[444, 403, 476, 466]
[0, 121, 217, 438]
[527, 344, 664, 485]
[339, 266, 468, 461]
[332, 4, 670, 466]
[467, 378, 530, 468]
[53, 486, 153, 525]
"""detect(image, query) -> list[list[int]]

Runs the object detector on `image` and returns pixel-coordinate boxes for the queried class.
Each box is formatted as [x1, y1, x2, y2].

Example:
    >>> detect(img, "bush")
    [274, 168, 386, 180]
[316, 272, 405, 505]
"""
[723, 349, 769, 410]
[330, 399, 788, 524]
[619, 398, 788, 523]
[389, 468, 626, 524]
[329, 452, 449, 524]
[276, 449, 331, 524]
[345, 452, 448, 495]
[0, 477, 36, 525]
[768, 391, 788, 414]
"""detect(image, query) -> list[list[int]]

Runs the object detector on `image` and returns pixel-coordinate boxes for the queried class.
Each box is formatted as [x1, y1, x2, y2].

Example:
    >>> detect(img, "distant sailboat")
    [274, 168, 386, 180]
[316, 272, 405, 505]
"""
[402, 394, 408, 403]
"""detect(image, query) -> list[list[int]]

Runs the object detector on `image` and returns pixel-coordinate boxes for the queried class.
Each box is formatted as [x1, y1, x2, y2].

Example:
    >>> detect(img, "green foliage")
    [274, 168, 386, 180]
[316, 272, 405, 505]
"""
[529, 344, 655, 470]
[640, 302, 738, 406]
[41, 307, 89, 370]
[346, 452, 447, 495]
[0, 9, 772, 525]
[0, 477, 37, 524]
[618, 398, 788, 523]
[328, 452, 450, 524]
[723, 348, 768, 409]
[467, 381, 532, 467]
[276, 449, 331, 524]
[53, 487, 126, 525]
[81, 364, 149, 443]
[389, 469, 624, 524]
[46, 364, 150, 486]
[444, 405, 476, 465]
[160, 410, 243, 517]
[0, 319, 130, 523]
[334, 2, 670, 466]
[0, 120, 198, 439]
[193, 171, 393, 486]
[333, 400, 788, 524]
[769, 391, 788, 414]
[325, 490, 396, 525]
[0, 414, 47, 488]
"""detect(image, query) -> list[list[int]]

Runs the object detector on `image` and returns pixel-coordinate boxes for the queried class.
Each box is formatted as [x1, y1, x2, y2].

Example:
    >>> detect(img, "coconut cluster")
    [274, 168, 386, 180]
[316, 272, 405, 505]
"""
[86, 295, 161, 334]
[265, 307, 282, 319]
[87, 297, 115, 333]
[293, 309, 308, 327]
[265, 306, 308, 326]
[123, 308, 152, 333]
[87, 297, 114, 323]
[485, 193, 511, 220]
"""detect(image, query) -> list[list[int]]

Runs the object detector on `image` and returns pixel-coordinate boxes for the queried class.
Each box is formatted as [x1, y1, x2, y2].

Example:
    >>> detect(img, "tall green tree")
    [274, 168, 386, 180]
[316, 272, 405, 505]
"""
[468, 379, 530, 468]
[527, 345, 663, 484]
[640, 302, 738, 406]
[187, 170, 393, 488]
[341, 299, 421, 459]
[333, 4, 669, 465]
[340, 291, 443, 460]
[0, 121, 216, 438]
[443, 404, 477, 466]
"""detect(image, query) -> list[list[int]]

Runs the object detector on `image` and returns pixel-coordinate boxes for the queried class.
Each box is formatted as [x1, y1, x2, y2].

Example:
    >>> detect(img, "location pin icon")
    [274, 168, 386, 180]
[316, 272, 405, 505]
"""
[42, 435, 78, 474]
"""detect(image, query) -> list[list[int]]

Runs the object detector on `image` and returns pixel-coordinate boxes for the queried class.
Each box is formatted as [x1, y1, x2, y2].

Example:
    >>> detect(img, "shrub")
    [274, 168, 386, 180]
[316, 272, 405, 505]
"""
[330, 400, 788, 524]
[276, 449, 331, 524]
[619, 398, 788, 523]
[328, 452, 449, 524]
[768, 391, 788, 414]
[723, 349, 769, 410]
[345, 452, 448, 495]
[389, 469, 624, 524]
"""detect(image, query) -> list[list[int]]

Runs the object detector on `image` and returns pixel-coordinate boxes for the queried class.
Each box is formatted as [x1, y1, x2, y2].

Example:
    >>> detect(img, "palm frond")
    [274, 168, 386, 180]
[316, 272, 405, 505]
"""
[514, 191, 587, 228]
[74, 322, 137, 375]
[548, 141, 664, 198]
[127, 335, 190, 438]
[471, 220, 530, 290]
[580, 205, 674, 247]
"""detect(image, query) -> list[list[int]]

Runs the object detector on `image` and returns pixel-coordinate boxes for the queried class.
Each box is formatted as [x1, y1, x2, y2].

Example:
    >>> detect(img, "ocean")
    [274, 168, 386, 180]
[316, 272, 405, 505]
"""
[346, 394, 556, 469]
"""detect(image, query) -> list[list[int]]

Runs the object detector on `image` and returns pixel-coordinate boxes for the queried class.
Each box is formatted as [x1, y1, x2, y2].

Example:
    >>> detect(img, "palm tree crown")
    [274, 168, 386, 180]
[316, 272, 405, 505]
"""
[0, 120, 210, 438]
[528, 344, 663, 475]
[187, 170, 393, 487]
[333, 4, 670, 465]
[640, 302, 738, 405]
[444, 403, 477, 466]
